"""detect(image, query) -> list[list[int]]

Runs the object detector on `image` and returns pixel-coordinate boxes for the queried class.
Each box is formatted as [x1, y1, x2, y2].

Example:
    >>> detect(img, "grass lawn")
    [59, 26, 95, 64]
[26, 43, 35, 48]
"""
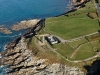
[44, 0, 99, 40]
[91, 40, 100, 47]
[36, 0, 100, 62]
[45, 14, 99, 39]
[68, 38, 88, 49]
[68, 0, 96, 15]
[70, 43, 94, 60]
[26, 37, 39, 54]
[53, 43, 74, 58]
[86, 33, 100, 41]
[98, 0, 100, 5]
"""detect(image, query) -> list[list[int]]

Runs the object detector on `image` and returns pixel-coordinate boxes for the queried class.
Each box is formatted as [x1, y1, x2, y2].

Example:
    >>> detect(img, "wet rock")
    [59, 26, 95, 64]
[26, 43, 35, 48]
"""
[0, 26, 12, 34]
[11, 19, 40, 31]
[2, 37, 85, 75]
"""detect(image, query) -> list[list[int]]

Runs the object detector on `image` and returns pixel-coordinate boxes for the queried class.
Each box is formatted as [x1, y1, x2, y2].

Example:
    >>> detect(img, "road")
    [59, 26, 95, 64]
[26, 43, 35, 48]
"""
[36, 32, 100, 63]
[54, 32, 98, 43]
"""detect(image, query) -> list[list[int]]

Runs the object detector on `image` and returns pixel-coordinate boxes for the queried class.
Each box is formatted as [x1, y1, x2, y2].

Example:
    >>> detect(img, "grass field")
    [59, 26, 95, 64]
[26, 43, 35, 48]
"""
[86, 33, 100, 41]
[52, 39, 97, 60]
[26, 0, 100, 70]
[98, 0, 100, 4]
[44, 0, 99, 40]
[52, 33, 100, 60]
[70, 43, 95, 60]
[45, 14, 99, 39]
[68, 38, 88, 49]
[41, 0, 100, 61]
[53, 43, 74, 58]
[68, 0, 96, 15]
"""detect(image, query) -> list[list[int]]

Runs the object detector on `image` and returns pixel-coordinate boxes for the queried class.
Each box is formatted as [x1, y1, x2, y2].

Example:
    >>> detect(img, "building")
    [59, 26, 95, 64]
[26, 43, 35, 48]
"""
[45, 36, 60, 45]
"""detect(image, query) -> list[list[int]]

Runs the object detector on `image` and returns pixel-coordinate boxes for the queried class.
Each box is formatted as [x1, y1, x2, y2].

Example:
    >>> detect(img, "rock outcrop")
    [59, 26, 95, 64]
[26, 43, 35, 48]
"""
[0, 26, 12, 34]
[86, 60, 100, 75]
[0, 19, 41, 34]
[72, 0, 87, 5]
[0, 36, 85, 75]
[11, 19, 40, 31]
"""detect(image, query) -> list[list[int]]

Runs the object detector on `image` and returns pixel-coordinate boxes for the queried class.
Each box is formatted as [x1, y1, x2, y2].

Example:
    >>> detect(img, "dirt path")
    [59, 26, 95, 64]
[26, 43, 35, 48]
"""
[70, 43, 84, 58]
[34, 36, 100, 63]
[34, 37, 46, 52]
[34, 32, 100, 63]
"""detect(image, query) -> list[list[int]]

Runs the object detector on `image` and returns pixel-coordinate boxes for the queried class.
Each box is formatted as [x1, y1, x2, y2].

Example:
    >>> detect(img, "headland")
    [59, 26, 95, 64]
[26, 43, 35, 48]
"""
[1, 0, 100, 75]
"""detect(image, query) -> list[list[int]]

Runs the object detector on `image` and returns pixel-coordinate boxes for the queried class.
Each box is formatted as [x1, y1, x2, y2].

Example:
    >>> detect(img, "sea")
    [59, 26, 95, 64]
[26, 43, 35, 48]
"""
[0, 0, 70, 75]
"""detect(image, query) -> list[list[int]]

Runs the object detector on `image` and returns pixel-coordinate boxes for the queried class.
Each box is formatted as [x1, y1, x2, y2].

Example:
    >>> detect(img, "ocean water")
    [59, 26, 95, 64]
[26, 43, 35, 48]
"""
[0, 0, 70, 74]
[0, 0, 70, 25]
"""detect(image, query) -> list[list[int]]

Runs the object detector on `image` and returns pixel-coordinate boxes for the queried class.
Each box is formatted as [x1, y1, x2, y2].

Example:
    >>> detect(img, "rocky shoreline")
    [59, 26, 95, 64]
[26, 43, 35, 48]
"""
[0, 19, 40, 34]
[0, 0, 93, 74]
[0, 19, 85, 75]
[0, 26, 12, 34]
[11, 19, 40, 31]
[0, 36, 85, 75]
[0, 0, 89, 34]
[72, 0, 88, 5]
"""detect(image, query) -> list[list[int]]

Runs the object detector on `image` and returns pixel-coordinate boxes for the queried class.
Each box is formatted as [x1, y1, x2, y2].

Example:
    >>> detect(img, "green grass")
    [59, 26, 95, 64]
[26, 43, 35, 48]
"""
[70, 43, 94, 60]
[53, 43, 74, 58]
[86, 33, 100, 41]
[27, 37, 39, 54]
[53, 41, 95, 60]
[68, 38, 88, 49]
[96, 47, 100, 51]
[68, 0, 96, 15]
[44, 0, 99, 40]
[98, 0, 100, 5]
[91, 40, 100, 47]
[45, 14, 99, 39]
[87, 12, 99, 19]
[36, 0, 99, 62]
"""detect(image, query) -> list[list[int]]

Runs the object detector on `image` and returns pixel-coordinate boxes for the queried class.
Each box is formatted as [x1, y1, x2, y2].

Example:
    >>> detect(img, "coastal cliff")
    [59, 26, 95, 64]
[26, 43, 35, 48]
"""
[11, 19, 41, 31]
[0, 37, 85, 75]
[0, 19, 85, 74]
[0, 0, 95, 75]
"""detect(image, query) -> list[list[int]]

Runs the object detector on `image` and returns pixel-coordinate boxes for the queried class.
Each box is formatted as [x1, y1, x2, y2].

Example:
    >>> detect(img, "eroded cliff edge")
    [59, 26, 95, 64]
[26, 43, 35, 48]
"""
[0, 36, 85, 75]
[0, 19, 85, 75]
[0, 1, 95, 74]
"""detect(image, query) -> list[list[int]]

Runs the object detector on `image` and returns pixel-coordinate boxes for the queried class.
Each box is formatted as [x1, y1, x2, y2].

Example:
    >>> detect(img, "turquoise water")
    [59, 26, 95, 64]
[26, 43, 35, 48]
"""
[0, 0, 70, 74]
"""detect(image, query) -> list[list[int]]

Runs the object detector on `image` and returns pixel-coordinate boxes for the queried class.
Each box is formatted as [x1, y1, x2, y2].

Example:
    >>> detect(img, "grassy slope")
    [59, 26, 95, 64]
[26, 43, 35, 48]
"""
[45, 15, 99, 39]
[53, 43, 74, 57]
[43, 0, 100, 61]
[70, 43, 94, 60]
[45, 0, 99, 39]
[68, 38, 88, 49]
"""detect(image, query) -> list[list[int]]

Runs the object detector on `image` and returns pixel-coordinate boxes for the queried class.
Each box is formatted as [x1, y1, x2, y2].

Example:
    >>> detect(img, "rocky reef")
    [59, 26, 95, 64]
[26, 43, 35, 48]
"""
[11, 19, 40, 31]
[0, 19, 41, 34]
[0, 26, 12, 34]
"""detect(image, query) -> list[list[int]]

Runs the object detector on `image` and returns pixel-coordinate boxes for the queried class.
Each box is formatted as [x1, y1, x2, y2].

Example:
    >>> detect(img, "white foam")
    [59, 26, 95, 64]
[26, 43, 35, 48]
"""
[3, 44, 7, 50]
[0, 35, 18, 38]
[0, 54, 2, 58]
